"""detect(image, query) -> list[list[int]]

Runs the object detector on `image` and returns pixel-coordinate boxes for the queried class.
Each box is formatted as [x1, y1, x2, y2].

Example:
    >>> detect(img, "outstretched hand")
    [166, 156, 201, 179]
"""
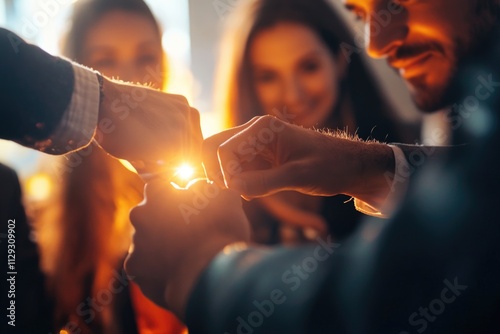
[96, 77, 203, 176]
[202, 115, 395, 205]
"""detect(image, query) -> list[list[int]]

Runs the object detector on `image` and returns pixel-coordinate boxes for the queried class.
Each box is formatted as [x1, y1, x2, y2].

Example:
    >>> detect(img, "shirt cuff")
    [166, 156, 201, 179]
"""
[40, 62, 100, 154]
[354, 145, 410, 218]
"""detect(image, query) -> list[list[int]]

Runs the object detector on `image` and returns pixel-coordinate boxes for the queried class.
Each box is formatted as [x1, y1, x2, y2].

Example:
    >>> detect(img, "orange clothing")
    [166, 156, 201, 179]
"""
[130, 282, 187, 334]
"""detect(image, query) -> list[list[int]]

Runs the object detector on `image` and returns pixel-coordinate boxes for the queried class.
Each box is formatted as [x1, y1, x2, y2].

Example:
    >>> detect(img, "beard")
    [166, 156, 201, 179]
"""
[411, 21, 498, 112]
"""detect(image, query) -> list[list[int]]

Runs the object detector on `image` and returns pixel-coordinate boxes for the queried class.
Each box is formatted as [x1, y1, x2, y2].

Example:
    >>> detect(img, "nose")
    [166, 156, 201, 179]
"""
[282, 75, 305, 109]
[365, 3, 408, 58]
[114, 63, 143, 84]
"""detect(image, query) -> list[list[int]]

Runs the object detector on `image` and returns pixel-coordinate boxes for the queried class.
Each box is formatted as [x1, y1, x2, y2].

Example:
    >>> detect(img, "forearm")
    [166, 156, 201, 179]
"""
[314, 134, 395, 210]
[339, 140, 395, 210]
[0, 28, 100, 154]
[0, 28, 74, 146]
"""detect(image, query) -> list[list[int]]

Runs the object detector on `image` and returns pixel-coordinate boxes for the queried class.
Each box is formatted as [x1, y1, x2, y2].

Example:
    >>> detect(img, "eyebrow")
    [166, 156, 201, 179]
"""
[343, 0, 363, 12]
[86, 40, 160, 54]
[136, 40, 160, 49]
[252, 50, 323, 70]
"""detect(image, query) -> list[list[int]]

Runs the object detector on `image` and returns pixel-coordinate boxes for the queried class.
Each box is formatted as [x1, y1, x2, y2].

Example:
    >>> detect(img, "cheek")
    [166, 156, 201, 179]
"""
[304, 69, 338, 119]
[255, 83, 281, 114]
[132, 63, 164, 88]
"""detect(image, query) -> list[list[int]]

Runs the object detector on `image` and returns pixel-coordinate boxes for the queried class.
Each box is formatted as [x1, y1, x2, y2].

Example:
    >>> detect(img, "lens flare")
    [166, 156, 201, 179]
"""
[175, 164, 195, 180]
[170, 163, 207, 189]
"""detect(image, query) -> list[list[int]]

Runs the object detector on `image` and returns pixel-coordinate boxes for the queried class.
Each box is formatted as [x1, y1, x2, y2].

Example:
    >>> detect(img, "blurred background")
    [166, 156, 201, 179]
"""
[0, 0, 429, 204]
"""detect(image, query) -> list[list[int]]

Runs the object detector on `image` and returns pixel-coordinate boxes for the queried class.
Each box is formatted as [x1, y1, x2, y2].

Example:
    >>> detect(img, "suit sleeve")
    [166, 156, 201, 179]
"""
[0, 28, 99, 154]
[185, 243, 341, 334]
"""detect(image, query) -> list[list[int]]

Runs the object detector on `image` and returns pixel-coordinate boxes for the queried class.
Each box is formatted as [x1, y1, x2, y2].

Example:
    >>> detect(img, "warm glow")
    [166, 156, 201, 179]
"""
[26, 173, 53, 202]
[59, 330, 69, 334]
[170, 163, 207, 189]
[119, 159, 138, 174]
[175, 163, 195, 180]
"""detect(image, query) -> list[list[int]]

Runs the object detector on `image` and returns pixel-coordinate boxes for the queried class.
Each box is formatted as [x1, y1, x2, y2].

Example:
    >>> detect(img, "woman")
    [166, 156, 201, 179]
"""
[214, 0, 420, 244]
[36, 0, 185, 333]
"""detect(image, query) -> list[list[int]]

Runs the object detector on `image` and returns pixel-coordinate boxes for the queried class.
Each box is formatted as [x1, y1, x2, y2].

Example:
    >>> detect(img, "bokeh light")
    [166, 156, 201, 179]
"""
[25, 173, 53, 202]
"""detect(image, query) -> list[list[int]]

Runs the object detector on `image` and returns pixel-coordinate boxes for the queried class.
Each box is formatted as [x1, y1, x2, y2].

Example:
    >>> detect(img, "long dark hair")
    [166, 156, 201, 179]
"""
[63, 0, 162, 62]
[41, 1, 165, 333]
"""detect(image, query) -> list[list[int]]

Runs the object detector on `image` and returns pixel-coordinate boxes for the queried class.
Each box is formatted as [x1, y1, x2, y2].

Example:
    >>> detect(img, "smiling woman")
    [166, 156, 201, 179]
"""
[214, 0, 421, 245]
[62, 0, 166, 88]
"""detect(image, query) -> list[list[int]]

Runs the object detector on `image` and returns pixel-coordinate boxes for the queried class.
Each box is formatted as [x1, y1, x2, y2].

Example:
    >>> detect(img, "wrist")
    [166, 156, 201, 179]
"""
[97, 76, 116, 124]
[346, 141, 395, 208]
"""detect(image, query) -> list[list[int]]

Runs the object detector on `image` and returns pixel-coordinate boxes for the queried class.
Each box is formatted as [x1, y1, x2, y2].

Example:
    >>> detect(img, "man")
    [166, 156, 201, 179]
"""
[125, 0, 500, 333]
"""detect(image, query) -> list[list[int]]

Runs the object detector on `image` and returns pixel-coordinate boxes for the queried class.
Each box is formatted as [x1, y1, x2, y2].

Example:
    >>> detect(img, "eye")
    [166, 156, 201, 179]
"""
[345, 4, 368, 22]
[92, 58, 116, 69]
[300, 60, 320, 74]
[389, 0, 406, 11]
[136, 54, 158, 66]
[254, 71, 278, 84]
[353, 10, 367, 22]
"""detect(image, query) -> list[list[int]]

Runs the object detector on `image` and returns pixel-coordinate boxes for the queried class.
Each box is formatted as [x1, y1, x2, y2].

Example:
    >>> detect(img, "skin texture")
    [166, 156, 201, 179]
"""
[250, 23, 345, 128]
[97, 77, 203, 173]
[202, 116, 393, 203]
[86, 11, 202, 173]
[343, 0, 494, 111]
[82, 10, 164, 88]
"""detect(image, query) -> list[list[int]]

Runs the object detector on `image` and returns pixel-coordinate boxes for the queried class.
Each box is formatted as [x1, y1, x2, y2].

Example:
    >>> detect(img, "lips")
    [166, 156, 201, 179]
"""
[389, 53, 434, 78]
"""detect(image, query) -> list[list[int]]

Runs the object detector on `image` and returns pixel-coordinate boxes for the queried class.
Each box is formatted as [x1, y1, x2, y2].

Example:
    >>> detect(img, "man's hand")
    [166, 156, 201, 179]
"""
[96, 77, 203, 175]
[125, 179, 251, 319]
[203, 116, 395, 207]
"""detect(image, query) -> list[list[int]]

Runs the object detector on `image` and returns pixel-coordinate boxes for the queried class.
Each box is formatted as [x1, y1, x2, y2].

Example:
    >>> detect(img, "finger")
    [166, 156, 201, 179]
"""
[202, 117, 261, 186]
[258, 196, 329, 233]
[225, 164, 296, 198]
[216, 116, 289, 187]
[186, 106, 203, 165]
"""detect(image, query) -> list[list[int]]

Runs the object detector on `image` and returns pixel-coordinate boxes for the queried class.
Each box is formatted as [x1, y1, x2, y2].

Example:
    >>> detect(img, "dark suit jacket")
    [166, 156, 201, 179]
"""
[185, 26, 500, 334]
[0, 28, 74, 148]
